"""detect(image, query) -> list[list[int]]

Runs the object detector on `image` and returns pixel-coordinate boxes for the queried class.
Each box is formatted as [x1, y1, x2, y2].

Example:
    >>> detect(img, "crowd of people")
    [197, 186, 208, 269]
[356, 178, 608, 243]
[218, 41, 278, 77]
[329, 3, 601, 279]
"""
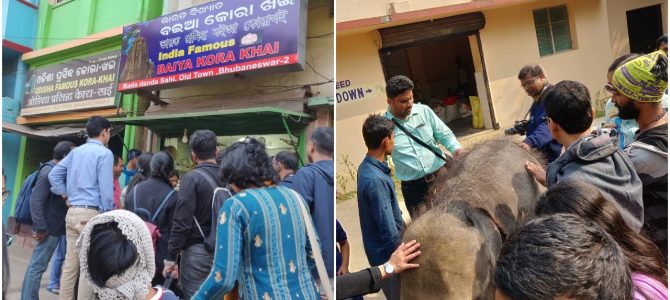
[3, 116, 335, 299]
[336, 36, 668, 299]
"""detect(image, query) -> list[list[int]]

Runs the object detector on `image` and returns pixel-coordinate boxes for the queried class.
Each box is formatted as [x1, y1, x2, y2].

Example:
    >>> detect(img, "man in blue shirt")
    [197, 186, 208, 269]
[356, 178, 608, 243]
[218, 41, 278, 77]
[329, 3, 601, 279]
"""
[49, 116, 115, 300]
[384, 75, 462, 218]
[516, 64, 562, 162]
[283, 127, 335, 288]
[122, 148, 142, 186]
[357, 114, 405, 300]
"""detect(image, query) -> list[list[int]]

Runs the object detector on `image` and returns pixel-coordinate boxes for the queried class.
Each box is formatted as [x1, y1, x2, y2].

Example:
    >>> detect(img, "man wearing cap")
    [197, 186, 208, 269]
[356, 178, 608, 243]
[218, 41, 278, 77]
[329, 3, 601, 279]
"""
[611, 50, 668, 256]
[123, 149, 142, 186]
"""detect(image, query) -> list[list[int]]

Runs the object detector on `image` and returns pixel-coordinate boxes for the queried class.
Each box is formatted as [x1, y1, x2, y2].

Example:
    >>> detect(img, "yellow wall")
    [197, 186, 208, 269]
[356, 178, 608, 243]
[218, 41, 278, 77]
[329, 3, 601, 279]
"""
[335, 32, 387, 192]
[605, 0, 668, 58]
[337, 0, 473, 23]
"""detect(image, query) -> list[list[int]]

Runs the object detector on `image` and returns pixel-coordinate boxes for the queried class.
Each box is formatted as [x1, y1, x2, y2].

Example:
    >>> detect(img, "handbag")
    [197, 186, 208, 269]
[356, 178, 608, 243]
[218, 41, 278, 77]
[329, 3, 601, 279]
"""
[289, 189, 334, 300]
[391, 118, 450, 163]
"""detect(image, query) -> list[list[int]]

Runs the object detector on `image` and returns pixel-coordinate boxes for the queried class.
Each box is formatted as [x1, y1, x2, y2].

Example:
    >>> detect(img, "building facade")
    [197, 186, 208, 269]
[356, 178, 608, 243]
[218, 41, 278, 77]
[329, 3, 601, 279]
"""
[335, 0, 667, 193]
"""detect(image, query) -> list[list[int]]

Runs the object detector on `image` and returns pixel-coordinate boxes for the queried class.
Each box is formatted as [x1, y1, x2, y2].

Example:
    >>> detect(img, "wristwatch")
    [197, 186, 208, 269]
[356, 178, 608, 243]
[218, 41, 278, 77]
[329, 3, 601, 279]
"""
[383, 261, 395, 275]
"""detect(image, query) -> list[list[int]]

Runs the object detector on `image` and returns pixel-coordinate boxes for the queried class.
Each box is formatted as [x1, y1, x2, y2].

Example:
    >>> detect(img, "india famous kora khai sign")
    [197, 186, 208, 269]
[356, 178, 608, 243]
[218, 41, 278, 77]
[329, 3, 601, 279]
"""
[117, 0, 307, 91]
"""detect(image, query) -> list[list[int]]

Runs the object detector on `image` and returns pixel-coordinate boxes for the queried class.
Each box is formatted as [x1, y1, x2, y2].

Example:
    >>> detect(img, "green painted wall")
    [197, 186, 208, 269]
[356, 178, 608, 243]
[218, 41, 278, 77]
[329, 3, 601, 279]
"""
[37, 0, 164, 49]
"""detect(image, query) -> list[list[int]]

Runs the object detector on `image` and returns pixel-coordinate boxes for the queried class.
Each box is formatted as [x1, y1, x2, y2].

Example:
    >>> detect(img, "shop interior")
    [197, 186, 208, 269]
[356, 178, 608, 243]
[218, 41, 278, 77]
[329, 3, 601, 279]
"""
[379, 35, 485, 137]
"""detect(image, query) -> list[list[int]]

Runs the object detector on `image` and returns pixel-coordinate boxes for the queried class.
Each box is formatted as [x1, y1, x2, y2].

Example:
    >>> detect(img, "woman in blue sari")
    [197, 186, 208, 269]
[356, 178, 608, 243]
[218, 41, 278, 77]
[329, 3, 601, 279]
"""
[193, 138, 320, 300]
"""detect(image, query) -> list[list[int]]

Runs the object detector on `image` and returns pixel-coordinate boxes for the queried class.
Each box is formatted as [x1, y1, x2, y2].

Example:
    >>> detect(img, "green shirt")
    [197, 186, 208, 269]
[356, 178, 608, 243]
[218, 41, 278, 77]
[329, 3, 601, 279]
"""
[385, 103, 462, 181]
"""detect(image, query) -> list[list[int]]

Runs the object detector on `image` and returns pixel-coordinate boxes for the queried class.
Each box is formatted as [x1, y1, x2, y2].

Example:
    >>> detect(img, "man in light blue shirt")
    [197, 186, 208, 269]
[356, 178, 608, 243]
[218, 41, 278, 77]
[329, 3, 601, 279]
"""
[49, 116, 114, 300]
[384, 75, 462, 218]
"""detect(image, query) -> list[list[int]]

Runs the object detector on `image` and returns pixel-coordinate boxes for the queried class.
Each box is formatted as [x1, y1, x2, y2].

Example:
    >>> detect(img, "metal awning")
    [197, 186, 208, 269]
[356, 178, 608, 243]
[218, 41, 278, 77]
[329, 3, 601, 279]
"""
[2, 122, 124, 140]
[108, 107, 312, 136]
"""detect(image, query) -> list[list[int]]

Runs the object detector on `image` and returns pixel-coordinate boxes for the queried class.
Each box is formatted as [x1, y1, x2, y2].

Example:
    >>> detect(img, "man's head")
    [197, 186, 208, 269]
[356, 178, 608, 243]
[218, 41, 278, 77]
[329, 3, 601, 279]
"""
[544, 80, 593, 139]
[494, 214, 633, 300]
[86, 116, 111, 145]
[308, 127, 333, 163]
[362, 114, 395, 155]
[189, 129, 218, 162]
[126, 149, 142, 168]
[657, 34, 667, 53]
[272, 151, 298, 174]
[53, 141, 75, 162]
[518, 64, 548, 98]
[606, 54, 641, 119]
[113, 155, 124, 178]
[386, 75, 415, 120]
[611, 51, 668, 120]
[169, 171, 179, 188]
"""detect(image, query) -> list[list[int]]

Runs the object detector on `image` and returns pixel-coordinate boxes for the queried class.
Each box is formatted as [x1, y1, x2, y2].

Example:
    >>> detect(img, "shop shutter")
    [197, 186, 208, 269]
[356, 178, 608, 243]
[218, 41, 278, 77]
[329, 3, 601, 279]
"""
[378, 12, 485, 50]
[533, 5, 573, 56]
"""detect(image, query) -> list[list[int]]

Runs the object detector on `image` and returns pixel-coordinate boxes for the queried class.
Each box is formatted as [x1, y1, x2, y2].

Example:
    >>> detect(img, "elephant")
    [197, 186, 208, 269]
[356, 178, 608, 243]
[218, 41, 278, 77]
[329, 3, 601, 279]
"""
[400, 139, 546, 299]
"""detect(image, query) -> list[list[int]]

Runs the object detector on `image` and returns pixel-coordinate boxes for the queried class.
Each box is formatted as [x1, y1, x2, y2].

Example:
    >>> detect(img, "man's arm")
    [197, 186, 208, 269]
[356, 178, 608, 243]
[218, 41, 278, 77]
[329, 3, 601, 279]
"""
[166, 173, 198, 261]
[426, 105, 462, 154]
[524, 121, 554, 149]
[98, 151, 115, 212]
[49, 154, 70, 197]
[29, 166, 52, 233]
[366, 179, 402, 251]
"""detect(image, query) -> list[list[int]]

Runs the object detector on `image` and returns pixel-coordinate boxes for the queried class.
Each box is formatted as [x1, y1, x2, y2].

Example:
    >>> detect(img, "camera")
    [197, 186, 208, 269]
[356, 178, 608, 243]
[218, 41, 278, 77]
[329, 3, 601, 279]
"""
[504, 120, 529, 136]
[592, 126, 619, 145]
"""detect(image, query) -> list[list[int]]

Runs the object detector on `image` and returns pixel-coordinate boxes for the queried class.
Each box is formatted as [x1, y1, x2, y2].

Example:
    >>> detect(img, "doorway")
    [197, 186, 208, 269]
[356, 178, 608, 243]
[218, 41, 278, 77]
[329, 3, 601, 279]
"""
[627, 4, 663, 53]
[379, 35, 489, 137]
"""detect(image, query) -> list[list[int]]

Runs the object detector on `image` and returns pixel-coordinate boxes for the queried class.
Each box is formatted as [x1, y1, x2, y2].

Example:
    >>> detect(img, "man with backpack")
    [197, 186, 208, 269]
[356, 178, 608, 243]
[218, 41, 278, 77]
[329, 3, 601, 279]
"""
[20, 141, 75, 300]
[49, 116, 115, 300]
[164, 130, 227, 298]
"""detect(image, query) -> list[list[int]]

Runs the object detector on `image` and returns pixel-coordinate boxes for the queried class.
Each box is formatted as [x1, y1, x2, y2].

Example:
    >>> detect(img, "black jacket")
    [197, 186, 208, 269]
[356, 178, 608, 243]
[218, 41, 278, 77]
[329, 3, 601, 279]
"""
[166, 163, 225, 261]
[30, 161, 68, 236]
[125, 177, 178, 270]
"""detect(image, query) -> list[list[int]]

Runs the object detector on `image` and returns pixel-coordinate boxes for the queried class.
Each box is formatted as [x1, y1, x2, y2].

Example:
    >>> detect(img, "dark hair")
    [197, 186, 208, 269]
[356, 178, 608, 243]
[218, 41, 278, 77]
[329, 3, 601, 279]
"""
[274, 151, 298, 172]
[656, 34, 667, 49]
[517, 64, 545, 80]
[495, 214, 633, 300]
[169, 170, 179, 179]
[127, 149, 142, 161]
[189, 130, 217, 160]
[150, 151, 175, 185]
[362, 114, 394, 149]
[114, 155, 123, 166]
[385, 75, 414, 99]
[652, 51, 668, 83]
[85, 116, 111, 138]
[608, 53, 640, 73]
[536, 180, 667, 283]
[87, 221, 138, 287]
[53, 141, 75, 160]
[311, 127, 333, 157]
[220, 138, 273, 189]
[544, 80, 592, 134]
[127, 153, 153, 193]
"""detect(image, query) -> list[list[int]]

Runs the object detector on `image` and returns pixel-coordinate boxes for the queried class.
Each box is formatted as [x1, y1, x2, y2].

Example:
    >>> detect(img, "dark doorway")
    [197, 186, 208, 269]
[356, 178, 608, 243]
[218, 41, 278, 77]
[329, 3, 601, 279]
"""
[626, 5, 663, 53]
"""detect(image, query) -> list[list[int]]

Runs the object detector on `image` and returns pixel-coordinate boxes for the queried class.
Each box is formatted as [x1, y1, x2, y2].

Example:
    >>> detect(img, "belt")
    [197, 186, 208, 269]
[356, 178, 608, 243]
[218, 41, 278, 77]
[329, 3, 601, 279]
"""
[71, 205, 100, 211]
[402, 165, 447, 185]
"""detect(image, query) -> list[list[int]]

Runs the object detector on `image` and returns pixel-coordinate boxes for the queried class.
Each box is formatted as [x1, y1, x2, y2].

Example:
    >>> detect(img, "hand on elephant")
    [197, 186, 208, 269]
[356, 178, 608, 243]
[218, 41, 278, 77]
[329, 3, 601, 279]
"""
[389, 240, 421, 275]
[525, 161, 547, 187]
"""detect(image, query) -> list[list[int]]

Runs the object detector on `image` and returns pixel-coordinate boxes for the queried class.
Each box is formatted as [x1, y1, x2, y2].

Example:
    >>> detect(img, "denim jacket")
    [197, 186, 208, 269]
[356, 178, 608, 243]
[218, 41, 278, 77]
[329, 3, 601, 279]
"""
[357, 155, 405, 266]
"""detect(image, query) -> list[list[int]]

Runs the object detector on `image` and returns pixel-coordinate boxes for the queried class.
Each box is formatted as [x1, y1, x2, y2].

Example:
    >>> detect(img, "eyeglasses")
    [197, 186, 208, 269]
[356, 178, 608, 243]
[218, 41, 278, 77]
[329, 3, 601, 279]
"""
[2, 189, 10, 201]
[604, 83, 621, 96]
[521, 77, 538, 88]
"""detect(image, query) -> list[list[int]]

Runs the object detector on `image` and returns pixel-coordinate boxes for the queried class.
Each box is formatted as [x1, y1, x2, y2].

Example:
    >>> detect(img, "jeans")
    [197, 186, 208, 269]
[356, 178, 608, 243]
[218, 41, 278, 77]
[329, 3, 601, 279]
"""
[179, 244, 213, 299]
[401, 179, 430, 219]
[48, 235, 66, 290]
[21, 235, 60, 300]
[59, 207, 99, 300]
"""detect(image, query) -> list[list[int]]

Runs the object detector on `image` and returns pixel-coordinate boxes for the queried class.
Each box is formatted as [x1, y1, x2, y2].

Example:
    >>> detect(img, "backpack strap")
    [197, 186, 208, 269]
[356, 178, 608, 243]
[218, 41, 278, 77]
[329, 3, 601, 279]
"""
[151, 190, 175, 223]
[194, 168, 218, 191]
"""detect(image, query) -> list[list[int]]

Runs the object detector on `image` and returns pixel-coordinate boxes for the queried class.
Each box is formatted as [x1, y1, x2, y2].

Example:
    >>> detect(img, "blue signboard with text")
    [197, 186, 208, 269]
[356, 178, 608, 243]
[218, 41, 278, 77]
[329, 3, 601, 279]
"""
[117, 0, 306, 91]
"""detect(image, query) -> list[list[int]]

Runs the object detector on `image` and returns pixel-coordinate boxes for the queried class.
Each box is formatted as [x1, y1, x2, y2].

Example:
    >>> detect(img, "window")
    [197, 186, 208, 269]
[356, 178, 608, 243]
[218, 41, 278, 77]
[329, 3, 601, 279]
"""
[533, 5, 573, 56]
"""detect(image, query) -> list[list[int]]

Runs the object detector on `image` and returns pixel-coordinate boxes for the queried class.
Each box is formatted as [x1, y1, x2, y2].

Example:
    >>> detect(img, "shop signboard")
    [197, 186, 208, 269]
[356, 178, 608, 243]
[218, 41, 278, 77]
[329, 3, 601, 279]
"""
[117, 0, 307, 92]
[22, 51, 120, 116]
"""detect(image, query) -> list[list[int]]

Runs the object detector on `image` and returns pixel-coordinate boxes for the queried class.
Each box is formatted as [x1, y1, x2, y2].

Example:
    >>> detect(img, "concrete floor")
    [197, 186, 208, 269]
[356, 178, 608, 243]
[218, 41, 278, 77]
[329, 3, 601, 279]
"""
[5, 242, 59, 300]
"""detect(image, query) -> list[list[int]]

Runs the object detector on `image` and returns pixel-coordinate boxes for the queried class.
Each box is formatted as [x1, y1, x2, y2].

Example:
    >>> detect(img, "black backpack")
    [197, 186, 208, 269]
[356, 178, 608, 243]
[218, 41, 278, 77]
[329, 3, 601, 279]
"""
[191, 169, 232, 253]
[13, 162, 52, 225]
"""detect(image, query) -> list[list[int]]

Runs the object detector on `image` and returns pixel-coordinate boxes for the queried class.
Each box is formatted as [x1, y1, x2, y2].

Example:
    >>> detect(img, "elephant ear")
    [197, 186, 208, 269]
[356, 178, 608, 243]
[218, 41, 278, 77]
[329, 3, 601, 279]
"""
[466, 207, 506, 299]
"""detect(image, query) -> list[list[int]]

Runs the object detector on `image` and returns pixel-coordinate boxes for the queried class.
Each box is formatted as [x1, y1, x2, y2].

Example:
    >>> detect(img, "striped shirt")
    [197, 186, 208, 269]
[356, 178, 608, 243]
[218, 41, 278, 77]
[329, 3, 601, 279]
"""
[193, 186, 319, 300]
